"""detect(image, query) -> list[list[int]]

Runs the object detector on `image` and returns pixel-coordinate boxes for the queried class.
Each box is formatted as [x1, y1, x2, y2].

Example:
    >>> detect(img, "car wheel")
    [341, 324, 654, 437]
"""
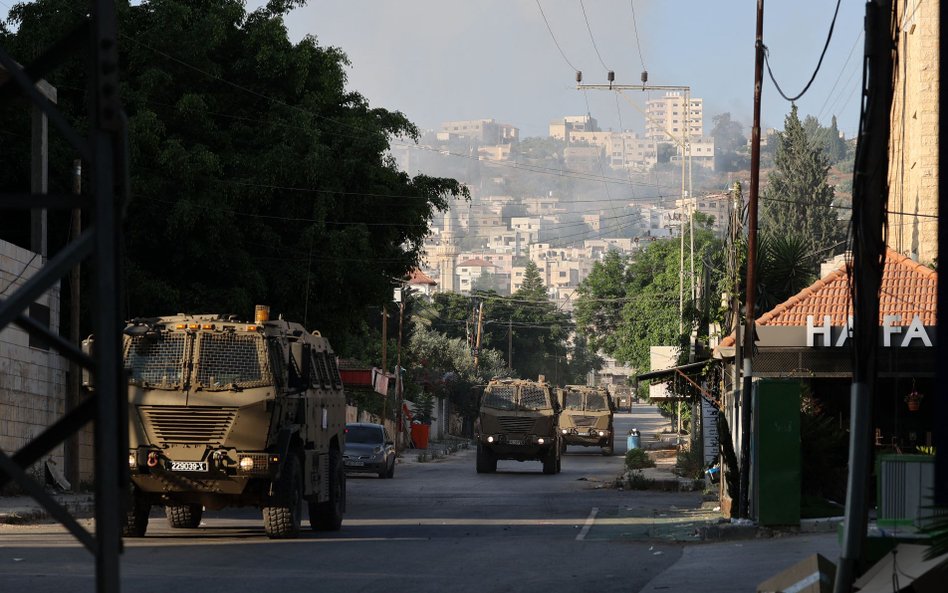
[165, 504, 202, 528]
[122, 488, 150, 538]
[542, 447, 557, 475]
[476, 443, 496, 474]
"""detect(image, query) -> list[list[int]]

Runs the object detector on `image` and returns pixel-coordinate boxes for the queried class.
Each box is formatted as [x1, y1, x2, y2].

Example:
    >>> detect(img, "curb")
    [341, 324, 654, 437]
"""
[0, 494, 96, 525]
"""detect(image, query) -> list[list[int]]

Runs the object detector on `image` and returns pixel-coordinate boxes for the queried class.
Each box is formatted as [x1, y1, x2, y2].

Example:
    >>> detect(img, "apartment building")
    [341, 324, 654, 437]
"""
[674, 193, 733, 235]
[439, 119, 519, 145]
[522, 196, 564, 217]
[645, 92, 704, 141]
[568, 130, 658, 170]
[549, 114, 600, 140]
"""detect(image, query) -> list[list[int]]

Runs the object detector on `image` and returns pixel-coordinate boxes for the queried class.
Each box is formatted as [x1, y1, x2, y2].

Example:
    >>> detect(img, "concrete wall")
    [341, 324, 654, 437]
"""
[0, 239, 68, 482]
[888, 0, 939, 265]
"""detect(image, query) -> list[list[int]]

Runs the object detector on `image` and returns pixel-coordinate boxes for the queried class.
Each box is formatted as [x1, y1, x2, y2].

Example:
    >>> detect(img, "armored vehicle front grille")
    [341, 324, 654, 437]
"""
[497, 416, 536, 434]
[139, 406, 237, 445]
[572, 415, 597, 427]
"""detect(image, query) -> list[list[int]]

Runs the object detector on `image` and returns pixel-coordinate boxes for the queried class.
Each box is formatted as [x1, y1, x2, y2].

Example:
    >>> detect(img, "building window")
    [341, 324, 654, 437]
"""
[28, 303, 50, 351]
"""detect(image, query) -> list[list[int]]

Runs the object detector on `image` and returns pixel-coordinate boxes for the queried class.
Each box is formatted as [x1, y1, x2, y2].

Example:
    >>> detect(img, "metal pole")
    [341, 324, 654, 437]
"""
[508, 317, 513, 371]
[395, 300, 405, 450]
[739, 0, 765, 520]
[381, 306, 388, 421]
[473, 302, 484, 369]
[30, 82, 55, 260]
[66, 159, 82, 489]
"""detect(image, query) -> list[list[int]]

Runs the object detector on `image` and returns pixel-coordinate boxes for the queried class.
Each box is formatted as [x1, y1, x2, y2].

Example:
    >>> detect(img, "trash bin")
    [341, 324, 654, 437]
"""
[411, 422, 430, 449]
[626, 428, 641, 451]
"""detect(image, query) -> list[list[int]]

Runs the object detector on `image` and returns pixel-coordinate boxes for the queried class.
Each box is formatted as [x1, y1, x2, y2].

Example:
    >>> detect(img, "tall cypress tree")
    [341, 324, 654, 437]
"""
[760, 105, 845, 255]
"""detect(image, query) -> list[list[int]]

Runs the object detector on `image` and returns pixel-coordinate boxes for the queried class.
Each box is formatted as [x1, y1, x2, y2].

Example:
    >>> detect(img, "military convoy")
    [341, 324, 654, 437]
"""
[116, 306, 346, 539]
[475, 377, 562, 474]
[557, 385, 615, 455]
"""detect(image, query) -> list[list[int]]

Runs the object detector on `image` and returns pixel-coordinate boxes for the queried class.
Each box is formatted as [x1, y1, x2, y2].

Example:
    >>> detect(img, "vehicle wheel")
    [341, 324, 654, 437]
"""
[601, 443, 614, 456]
[165, 504, 203, 528]
[122, 489, 151, 538]
[263, 455, 303, 539]
[476, 443, 496, 474]
[385, 458, 395, 479]
[310, 449, 345, 531]
[560, 439, 567, 455]
[556, 449, 562, 473]
[542, 447, 557, 475]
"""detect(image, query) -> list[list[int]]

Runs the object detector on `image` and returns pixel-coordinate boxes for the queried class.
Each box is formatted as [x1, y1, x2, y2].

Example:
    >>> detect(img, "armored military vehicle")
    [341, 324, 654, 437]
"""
[475, 377, 561, 474]
[117, 306, 346, 539]
[558, 385, 614, 455]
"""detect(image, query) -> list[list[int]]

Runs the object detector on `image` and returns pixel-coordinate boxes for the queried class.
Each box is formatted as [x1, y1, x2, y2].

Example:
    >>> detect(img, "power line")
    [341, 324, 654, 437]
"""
[763, 0, 843, 102]
[580, 0, 610, 72]
[817, 31, 864, 121]
[535, 0, 580, 73]
[629, 0, 647, 72]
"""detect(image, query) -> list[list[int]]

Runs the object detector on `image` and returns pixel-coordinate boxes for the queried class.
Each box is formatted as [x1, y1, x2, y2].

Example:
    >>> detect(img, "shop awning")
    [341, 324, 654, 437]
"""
[635, 359, 719, 408]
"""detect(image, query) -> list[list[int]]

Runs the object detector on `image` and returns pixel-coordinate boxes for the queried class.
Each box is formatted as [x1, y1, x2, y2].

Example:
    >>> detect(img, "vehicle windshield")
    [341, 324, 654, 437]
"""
[124, 333, 186, 388]
[482, 385, 517, 411]
[346, 425, 383, 444]
[195, 332, 270, 389]
[563, 391, 584, 411]
[585, 392, 609, 412]
[519, 385, 551, 411]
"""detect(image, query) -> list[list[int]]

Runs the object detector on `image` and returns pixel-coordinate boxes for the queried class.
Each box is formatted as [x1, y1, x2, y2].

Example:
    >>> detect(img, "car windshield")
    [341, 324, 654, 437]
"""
[585, 392, 609, 412]
[519, 385, 551, 411]
[482, 385, 517, 411]
[346, 425, 383, 444]
[563, 391, 584, 411]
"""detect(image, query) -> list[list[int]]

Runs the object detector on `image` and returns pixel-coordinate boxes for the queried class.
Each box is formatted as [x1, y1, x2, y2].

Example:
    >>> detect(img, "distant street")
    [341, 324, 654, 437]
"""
[0, 408, 724, 593]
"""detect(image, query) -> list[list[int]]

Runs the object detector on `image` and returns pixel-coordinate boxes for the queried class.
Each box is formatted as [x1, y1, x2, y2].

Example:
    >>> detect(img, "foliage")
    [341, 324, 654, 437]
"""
[574, 251, 630, 356]
[411, 391, 435, 424]
[802, 114, 849, 164]
[0, 0, 468, 356]
[760, 105, 845, 258]
[675, 445, 704, 480]
[624, 448, 655, 471]
[800, 396, 849, 502]
[755, 233, 819, 314]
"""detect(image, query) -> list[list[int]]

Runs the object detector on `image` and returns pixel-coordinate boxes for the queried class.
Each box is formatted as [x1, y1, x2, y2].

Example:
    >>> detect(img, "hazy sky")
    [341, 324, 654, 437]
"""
[1, 1, 868, 139]
[266, 0, 867, 139]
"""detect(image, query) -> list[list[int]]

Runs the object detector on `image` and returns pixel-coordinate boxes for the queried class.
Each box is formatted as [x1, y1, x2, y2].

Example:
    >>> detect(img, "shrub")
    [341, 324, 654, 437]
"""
[625, 448, 655, 471]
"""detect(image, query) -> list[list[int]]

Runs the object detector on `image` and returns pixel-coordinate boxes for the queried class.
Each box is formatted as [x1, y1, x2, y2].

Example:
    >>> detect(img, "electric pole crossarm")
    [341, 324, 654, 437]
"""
[576, 83, 690, 92]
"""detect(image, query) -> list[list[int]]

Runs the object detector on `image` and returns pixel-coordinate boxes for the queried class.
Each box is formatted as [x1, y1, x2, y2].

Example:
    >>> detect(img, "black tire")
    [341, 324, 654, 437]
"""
[310, 449, 345, 531]
[475, 443, 496, 474]
[122, 489, 150, 538]
[384, 458, 395, 479]
[165, 504, 203, 528]
[542, 447, 557, 475]
[601, 443, 614, 456]
[556, 448, 562, 473]
[263, 455, 303, 539]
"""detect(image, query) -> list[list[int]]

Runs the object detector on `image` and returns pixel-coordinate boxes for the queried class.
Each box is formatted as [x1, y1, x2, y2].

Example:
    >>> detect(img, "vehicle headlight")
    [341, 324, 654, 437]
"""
[598, 431, 605, 437]
[487, 436, 494, 443]
[239, 456, 255, 471]
[561, 429, 568, 434]
[373, 446, 383, 455]
[537, 438, 545, 445]
[128, 453, 137, 469]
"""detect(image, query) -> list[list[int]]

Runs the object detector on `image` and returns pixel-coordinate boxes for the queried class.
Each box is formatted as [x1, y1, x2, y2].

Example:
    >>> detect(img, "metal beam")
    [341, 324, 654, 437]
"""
[0, 22, 88, 101]
[14, 313, 95, 370]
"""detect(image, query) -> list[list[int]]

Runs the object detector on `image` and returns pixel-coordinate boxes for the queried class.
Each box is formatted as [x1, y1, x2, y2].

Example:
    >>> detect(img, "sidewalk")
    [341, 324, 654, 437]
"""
[0, 492, 95, 525]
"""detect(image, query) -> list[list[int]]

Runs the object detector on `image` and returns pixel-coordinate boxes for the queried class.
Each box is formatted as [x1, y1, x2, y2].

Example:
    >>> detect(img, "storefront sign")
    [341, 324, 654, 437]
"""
[806, 314, 933, 348]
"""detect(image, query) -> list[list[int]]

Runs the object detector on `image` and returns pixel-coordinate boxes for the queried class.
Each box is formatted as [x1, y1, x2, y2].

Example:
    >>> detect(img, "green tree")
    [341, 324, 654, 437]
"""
[0, 0, 468, 356]
[760, 105, 844, 257]
[574, 251, 630, 356]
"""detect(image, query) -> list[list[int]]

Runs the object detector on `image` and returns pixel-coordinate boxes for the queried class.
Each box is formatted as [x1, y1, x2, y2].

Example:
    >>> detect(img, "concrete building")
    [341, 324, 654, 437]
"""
[674, 193, 732, 235]
[563, 145, 602, 170]
[433, 211, 459, 293]
[568, 130, 658, 170]
[549, 114, 600, 140]
[0, 239, 74, 484]
[672, 136, 715, 170]
[887, 0, 938, 265]
[457, 258, 500, 294]
[439, 119, 519, 145]
[646, 92, 704, 141]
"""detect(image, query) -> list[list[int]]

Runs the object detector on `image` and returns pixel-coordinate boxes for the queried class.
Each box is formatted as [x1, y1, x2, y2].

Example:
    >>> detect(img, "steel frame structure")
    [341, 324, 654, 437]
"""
[0, 3, 126, 592]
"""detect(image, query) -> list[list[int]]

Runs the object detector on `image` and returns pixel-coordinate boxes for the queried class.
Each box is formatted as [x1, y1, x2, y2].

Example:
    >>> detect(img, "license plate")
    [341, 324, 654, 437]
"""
[346, 461, 365, 467]
[507, 440, 523, 446]
[170, 461, 208, 472]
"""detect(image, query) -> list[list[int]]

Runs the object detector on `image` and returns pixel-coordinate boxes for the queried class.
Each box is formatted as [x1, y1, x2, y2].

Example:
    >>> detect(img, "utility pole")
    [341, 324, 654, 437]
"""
[395, 297, 405, 450]
[380, 305, 389, 422]
[473, 301, 484, 369]
[739, 0, 765, 520]
[730, 181, 744, 511]
[508, 317, 513, 371]
[65, 160, 81, 489]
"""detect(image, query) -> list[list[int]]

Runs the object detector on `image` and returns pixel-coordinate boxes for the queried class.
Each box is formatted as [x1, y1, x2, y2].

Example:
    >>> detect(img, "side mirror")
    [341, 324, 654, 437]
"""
[81, 335, 95, 391]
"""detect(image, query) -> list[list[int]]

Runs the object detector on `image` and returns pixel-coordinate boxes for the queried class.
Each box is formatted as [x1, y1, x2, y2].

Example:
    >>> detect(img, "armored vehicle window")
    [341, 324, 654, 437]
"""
[195, 332, 270, 389]
[520, 385, 551, 410]
[563, 390, 584, 410]
[483, 385, 517, 411]
[312, 352, 331, 388]
[326, 354, 343, 389]
[124, 333, 186, 388]
[585, 392, 609, 412]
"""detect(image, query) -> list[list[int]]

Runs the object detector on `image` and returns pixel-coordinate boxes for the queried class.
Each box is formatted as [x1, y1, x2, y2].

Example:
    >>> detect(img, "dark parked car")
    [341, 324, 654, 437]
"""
[344, 423, 396, 478]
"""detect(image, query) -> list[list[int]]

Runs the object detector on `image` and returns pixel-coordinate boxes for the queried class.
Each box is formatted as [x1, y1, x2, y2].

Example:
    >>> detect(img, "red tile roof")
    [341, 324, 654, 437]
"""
[407, 268, 437, 286]
[719, 248, 937, 348]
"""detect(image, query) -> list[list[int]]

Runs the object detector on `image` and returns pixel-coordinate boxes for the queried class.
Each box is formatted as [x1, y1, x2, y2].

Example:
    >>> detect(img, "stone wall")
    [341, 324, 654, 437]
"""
[888, 0, 939, 265]
[0, 239, 68, 483]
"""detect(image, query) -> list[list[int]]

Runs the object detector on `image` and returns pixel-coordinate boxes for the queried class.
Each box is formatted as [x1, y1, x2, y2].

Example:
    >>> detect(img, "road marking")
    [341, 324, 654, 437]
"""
[575, 507, 599, 541]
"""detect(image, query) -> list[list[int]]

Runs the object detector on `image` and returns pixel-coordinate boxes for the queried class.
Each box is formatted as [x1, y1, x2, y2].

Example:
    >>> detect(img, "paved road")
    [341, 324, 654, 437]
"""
[0, 409, 722, 593]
